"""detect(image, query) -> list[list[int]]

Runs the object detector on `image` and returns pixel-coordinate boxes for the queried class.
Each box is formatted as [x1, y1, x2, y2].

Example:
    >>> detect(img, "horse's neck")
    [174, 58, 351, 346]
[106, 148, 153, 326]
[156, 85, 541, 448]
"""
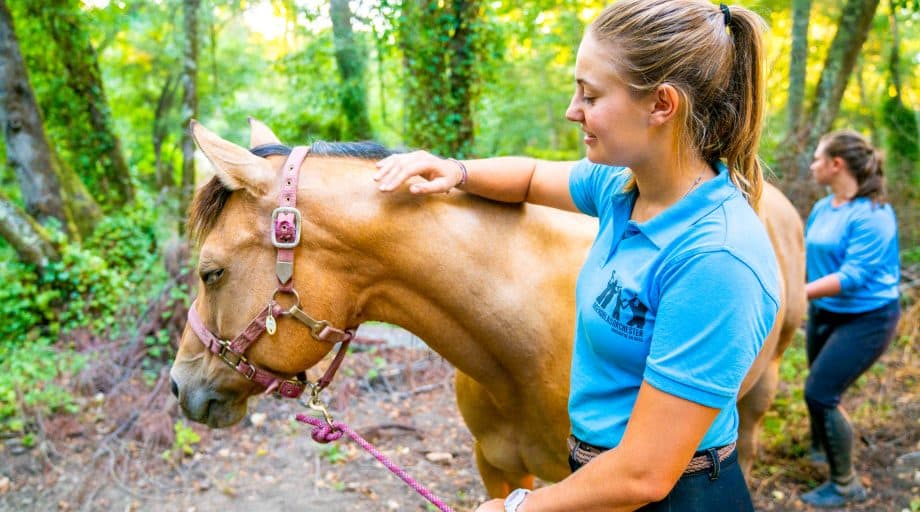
[309, 162, 593, 391]
[369, 202, 538, 385]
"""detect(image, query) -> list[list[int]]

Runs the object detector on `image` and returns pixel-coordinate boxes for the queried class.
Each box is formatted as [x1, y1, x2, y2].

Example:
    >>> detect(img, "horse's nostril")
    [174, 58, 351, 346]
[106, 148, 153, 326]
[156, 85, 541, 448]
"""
[170, 378, 179, 398]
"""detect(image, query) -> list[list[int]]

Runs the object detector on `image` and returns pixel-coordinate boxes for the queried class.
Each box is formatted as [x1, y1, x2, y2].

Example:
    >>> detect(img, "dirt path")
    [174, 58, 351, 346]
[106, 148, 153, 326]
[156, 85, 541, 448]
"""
[1, 329, 916, 511]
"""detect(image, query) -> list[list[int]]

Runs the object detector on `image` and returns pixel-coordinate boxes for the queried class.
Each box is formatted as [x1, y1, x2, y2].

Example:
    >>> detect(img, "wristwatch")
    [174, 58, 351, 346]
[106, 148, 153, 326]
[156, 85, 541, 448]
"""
[504, 488, 531, 512]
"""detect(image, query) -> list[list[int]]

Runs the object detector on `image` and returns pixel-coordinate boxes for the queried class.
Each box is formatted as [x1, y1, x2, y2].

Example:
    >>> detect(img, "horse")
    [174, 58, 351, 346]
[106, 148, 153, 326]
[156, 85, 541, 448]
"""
[169, 119, 806, 498]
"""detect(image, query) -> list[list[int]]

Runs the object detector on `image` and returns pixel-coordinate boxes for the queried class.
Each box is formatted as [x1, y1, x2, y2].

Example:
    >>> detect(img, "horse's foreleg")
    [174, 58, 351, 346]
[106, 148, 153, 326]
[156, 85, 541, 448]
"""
[473, 440, 535, 498]
[736, 358, 781, 479]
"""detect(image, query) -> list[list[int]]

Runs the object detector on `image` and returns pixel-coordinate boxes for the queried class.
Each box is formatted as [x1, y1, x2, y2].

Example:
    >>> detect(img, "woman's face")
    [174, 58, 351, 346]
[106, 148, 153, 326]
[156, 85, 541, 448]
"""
[565, 34, 652, 167]
[810, 142, 835, 186]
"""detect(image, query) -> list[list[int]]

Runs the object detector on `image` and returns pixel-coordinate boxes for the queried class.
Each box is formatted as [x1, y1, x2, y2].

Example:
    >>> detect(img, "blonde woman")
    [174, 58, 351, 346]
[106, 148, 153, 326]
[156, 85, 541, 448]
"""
[376, 1, 776, 510]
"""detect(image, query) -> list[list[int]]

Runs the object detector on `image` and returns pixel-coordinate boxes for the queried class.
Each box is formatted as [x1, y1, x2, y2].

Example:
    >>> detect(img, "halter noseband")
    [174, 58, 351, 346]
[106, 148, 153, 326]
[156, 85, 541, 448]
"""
[186, 146, 354, 399]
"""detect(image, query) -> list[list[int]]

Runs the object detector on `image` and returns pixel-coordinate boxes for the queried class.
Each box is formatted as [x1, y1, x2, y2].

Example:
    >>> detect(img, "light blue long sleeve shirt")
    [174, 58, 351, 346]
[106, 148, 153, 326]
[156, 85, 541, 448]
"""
[806, 195, 900, 313]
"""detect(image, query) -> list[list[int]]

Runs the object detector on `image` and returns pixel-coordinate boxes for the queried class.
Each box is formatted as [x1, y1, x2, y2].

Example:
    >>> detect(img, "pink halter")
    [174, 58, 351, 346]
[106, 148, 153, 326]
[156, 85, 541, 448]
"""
[186, 146, 354, 398]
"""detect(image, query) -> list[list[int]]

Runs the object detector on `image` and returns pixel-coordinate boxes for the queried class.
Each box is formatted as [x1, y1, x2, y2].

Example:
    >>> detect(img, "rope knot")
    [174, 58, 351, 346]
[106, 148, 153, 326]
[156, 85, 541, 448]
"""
[296, 414, 344, 443]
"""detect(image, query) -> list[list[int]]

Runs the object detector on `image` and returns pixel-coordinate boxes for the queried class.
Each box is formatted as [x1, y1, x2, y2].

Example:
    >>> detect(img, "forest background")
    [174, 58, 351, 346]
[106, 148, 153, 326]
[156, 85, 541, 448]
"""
[0, 0, 917, 509]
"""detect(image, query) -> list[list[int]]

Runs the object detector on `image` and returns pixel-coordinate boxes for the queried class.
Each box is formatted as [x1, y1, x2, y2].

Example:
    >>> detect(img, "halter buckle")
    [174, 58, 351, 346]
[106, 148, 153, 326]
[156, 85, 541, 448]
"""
[275, 378, 306, 398]
[218, 341, 246, 369]
[241, 362, 257, 380]
[271, 206, 302, 249]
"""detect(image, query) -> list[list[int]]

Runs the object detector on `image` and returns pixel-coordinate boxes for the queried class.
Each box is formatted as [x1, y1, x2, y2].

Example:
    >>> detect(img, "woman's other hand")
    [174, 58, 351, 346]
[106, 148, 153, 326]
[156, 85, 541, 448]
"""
[374, 150, 463, 194]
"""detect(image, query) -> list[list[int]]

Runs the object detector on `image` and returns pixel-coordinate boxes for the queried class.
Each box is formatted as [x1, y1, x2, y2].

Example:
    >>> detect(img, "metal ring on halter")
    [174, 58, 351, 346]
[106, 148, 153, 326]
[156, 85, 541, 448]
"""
[271, 287, 300, 311]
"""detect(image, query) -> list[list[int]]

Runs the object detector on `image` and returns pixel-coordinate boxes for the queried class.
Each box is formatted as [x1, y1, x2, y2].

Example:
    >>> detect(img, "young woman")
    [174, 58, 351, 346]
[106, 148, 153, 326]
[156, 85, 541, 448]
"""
[802, 130, 900, 508]
[375, 1, 777, 510]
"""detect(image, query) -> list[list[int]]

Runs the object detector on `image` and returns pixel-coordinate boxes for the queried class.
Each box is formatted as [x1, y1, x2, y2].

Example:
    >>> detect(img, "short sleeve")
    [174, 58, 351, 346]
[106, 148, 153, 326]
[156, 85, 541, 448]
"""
[568, 159, 629, 219]
[644, 250, 779, 408]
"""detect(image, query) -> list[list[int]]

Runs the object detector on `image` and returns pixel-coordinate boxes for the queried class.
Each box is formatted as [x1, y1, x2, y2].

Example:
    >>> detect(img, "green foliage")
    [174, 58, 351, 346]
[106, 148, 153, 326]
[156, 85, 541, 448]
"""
[319, 443, 348, 464]
[0, 340, 87, 437]
[902, 245, 920, 266]
[390, 0, 493, 156]
[254, 30, 346, 144]
[162, 420, 201, 460]
[0, 198, 162, 345]
[762, 332, 809, 450]
[0, 194, 167, 436]
[9, 0, 131, 208]
[881, 95, 920, 185]
[366, 355, 388, 381]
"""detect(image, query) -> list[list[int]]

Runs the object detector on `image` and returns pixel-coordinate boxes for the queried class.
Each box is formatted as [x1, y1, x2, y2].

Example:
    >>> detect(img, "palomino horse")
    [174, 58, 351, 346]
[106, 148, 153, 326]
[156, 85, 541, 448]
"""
[170, 119, 806, 498]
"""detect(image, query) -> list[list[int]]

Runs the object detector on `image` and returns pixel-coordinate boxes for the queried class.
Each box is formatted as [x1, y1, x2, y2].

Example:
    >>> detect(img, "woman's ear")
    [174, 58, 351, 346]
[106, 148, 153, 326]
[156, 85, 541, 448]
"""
[648, 84, 680, 126]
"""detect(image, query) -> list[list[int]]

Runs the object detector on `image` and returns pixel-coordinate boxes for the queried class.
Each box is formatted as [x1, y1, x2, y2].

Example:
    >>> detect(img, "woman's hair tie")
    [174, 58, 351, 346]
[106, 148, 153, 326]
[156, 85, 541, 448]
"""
[720, 3, 731, 26]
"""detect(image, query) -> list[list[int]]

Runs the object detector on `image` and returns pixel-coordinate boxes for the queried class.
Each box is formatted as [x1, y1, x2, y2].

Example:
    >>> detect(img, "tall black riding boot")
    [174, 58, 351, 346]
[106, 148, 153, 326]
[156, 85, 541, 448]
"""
[802, 405, 867, 507]
[807, 410, 827, 466]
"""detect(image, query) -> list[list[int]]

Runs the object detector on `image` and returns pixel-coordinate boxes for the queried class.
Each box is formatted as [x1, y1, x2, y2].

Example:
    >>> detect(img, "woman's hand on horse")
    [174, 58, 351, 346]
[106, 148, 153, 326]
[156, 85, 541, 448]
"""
[375, 151, 463, 194]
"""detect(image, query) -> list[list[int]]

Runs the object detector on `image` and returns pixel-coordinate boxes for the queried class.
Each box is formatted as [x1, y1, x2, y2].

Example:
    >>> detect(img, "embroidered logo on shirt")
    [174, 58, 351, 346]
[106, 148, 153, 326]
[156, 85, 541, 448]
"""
[592, 270, 649, 341]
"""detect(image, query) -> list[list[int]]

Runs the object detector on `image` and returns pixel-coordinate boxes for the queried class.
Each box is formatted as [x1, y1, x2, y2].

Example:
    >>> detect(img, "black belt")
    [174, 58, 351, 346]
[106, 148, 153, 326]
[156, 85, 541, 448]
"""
[567, 435, 735, 476]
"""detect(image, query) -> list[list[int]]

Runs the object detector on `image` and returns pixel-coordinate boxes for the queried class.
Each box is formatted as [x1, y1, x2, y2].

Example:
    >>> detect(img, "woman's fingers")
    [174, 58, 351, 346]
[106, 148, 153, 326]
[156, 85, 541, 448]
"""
[372, 154, 402, 182]
[374, 151, 457, 194]
[374, 153, 421, 191]
[409, 176, 455, 194]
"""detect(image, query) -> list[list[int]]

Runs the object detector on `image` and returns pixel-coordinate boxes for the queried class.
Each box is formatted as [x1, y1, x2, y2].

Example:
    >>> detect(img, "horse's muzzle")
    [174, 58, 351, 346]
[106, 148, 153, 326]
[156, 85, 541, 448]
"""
[170, 367, 247, 428]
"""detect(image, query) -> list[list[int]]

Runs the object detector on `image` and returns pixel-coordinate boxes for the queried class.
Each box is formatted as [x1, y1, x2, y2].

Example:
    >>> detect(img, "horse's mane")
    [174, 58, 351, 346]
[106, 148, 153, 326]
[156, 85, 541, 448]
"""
[189, 141, 396, 245]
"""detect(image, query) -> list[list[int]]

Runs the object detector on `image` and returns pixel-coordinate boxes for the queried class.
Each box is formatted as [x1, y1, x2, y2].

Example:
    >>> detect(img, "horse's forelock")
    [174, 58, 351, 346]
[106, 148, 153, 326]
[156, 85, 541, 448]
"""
[188, 176, 233, 247]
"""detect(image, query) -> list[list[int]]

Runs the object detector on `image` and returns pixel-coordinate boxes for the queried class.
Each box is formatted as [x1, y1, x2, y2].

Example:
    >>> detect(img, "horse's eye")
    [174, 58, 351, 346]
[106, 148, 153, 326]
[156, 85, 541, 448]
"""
[202, 268, 224, 286]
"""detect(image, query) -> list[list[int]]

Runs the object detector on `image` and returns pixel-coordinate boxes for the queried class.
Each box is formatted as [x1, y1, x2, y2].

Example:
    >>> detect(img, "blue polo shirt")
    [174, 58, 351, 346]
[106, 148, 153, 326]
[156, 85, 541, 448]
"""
[805, 196, 899, 313]
[568, 159, 780, 451]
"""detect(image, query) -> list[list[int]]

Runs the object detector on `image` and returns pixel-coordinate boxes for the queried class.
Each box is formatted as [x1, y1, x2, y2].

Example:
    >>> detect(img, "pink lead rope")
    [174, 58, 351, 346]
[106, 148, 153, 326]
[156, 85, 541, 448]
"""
[296, 414, 456, 512]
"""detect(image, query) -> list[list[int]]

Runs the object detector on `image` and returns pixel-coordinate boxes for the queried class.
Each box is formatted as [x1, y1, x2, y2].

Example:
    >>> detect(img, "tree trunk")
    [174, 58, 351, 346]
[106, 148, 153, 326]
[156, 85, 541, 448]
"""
[0, 0, 99, 238]
[881, 0, 919, 189]
[800, 0, 881, 179]
[398, 0, 479, 156]
[0, 190, 58, 268]
[24, 0, 134, 209]
[179, 0, 199, 233]
[785, 0, 811, 143]
[154, 73, 179, 191]
[330, 0, 372, 140]
[783, 0, 881, 213]
[887, 0, 902, 99]
[448, 0, 477, 157]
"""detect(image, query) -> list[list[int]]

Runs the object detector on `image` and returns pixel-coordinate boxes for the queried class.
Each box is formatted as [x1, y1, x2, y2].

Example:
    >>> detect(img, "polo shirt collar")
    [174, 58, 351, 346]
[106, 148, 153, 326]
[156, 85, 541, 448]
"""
[634, 161, 738, 249]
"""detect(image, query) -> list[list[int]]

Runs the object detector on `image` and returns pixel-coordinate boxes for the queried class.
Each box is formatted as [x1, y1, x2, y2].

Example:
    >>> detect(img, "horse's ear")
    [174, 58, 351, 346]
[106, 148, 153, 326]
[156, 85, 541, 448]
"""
[248, 117, 281, 148]
[191, 120, 275, 197]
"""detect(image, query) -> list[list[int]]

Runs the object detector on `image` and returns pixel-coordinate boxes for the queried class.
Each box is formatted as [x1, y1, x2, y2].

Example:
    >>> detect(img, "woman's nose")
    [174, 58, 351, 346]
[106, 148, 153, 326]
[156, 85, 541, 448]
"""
[565, 102, 582, 123]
